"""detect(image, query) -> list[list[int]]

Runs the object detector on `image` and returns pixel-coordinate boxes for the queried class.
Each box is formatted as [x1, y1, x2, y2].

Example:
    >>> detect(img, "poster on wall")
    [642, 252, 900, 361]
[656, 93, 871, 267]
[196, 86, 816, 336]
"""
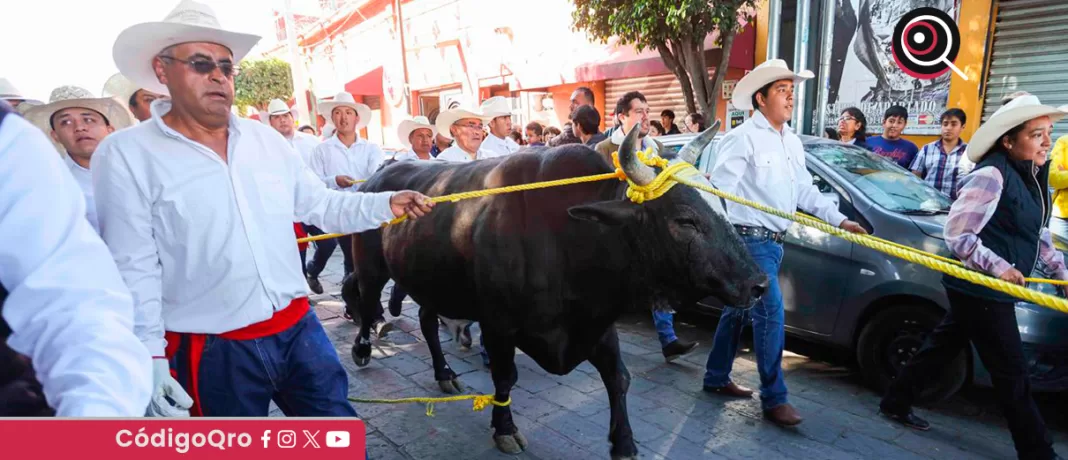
[823, 0, 960, 136]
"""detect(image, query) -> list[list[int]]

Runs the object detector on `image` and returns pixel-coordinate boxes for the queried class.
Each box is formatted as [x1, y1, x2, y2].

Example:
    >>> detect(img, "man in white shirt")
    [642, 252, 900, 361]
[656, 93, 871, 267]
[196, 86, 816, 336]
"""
[702, 60, 867, 426]
[23, 86, 134, 234]
[479, 96, 519, 156]
[394, 115, 436, 162]
[306, 92, 386, 295]
[264, 98, 322, 287]
[434, 106, 497, 162]
[96, 0, 433, 417]
[0, 99, 153, 416]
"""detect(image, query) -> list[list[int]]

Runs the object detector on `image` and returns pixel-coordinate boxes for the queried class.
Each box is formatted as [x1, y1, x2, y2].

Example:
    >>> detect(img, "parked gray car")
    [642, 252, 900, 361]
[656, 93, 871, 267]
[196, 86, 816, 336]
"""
[657, 133, 1068, 401]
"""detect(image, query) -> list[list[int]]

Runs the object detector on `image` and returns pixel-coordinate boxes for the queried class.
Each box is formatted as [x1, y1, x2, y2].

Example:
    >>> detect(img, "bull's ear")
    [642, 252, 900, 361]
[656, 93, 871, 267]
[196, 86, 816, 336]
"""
[567, 200, 640, 226]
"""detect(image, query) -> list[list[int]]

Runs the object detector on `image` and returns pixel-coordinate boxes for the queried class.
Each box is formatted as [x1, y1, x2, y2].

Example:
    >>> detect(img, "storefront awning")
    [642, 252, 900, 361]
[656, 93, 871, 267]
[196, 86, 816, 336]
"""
[344, 66, 383, 96]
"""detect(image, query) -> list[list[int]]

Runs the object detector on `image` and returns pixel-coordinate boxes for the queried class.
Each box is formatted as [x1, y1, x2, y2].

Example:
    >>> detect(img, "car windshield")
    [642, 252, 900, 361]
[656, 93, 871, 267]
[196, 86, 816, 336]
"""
[807, 142, 952, 214]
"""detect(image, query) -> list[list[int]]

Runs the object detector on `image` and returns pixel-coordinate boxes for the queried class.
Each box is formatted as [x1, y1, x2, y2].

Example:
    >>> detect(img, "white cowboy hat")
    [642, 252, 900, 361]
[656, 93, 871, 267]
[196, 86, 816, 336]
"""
[318, 92, 371, 130]
[22, 86, 135, 153]
[267, 98, 297, 117]
[101, 73, 140, 106]
[479, 96, 512, 119]
[435, 106, 490, 140]
[0, 78, 43, 105]
[112, 0, 261, 97]
[965, 94, 1068, 163]
[731, 59, 814, 111]
[396, 116, 437, 148]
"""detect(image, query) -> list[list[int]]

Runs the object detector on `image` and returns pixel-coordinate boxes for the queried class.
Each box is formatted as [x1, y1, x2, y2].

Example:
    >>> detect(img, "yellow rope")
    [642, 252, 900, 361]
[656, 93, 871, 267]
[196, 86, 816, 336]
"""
[348, 394, 511, 417]
[294, 150, 1068, 312]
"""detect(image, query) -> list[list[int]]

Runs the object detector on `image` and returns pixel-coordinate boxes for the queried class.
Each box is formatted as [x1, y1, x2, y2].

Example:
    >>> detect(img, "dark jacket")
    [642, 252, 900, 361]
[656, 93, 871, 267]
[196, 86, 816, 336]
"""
[942, 150, 1052, 303]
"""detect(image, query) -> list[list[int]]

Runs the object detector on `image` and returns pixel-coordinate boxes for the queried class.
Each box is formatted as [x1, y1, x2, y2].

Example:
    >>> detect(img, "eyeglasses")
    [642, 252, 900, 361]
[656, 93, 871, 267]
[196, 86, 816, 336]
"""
[159, 56, 241, 78]
[838, 116, 856, 123]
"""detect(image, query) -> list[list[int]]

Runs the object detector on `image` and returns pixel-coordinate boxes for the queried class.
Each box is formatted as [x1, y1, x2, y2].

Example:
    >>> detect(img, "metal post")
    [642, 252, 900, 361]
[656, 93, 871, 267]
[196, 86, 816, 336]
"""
[815, 0, 837, 137]
[284, 0, 311, 126]
[393, 0, 413, 115]
[791, 0, 811, 133]
[766, 0, 783, 60]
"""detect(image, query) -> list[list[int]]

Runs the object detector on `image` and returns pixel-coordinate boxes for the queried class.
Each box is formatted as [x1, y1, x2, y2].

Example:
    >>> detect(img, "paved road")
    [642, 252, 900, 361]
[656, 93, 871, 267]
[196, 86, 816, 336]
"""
[290, 250, 1068, 459]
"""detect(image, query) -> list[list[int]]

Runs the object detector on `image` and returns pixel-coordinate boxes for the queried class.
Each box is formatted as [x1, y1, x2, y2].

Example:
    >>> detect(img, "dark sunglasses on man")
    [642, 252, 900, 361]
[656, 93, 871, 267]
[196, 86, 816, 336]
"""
[158, 56, 241, 78]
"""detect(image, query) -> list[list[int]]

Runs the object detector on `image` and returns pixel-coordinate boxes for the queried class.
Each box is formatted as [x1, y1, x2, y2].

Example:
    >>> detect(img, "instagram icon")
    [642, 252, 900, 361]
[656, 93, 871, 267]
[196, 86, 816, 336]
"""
[277, 430, 297, 449]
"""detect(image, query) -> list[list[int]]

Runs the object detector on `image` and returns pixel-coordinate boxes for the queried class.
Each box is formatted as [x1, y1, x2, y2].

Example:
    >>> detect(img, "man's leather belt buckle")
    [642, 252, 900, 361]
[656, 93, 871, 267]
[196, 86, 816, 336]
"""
[734, 225, 785, 243]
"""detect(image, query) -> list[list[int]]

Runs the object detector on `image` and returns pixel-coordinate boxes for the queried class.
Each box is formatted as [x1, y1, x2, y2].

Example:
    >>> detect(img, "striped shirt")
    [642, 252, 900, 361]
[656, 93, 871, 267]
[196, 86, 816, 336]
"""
[910, 139, 967, 200]
[944, 166, 1067, 279]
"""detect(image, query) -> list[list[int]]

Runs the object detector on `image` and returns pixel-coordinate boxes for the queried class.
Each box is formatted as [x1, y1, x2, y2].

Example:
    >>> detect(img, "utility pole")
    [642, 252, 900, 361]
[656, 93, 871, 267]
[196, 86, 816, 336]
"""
[393, 0, 413, 115]
[284, 0, 311, 126]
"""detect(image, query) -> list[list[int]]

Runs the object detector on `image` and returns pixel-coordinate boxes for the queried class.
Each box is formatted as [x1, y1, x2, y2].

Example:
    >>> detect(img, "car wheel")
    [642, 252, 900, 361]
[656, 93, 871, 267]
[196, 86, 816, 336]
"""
[856, 305, 968, 404]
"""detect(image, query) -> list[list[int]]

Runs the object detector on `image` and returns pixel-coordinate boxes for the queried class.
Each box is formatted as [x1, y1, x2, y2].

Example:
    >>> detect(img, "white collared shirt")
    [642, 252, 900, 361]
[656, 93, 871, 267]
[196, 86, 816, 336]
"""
[481, 133, 520, 156]
[609, 128, 659, 152]
[287, 130, 321, 166]
[710, 110, 846, 233]
[394, 149, 431, 162]
[66, 156, 99, 234]
[91, 100, 397, 357]
[308, 134, 385, 191]
[1, 112, 152, 416]
[436, 144, 501, 162]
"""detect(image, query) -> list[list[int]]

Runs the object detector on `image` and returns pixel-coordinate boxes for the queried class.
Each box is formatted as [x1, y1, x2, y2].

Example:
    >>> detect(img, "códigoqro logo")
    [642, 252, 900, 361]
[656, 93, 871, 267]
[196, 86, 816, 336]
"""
[891, 7, 968, 81]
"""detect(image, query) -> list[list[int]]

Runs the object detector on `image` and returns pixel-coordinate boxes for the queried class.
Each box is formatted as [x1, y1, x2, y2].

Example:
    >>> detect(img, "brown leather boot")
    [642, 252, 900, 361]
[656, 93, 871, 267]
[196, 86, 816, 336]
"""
[702, 381, 754, 398]
[763, 404, 802, 426]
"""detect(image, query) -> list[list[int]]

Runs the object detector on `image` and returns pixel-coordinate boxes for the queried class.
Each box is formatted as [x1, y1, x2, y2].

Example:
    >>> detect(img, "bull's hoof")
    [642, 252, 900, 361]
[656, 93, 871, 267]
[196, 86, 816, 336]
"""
[437, 378, 466, 394]
[457, 325, 473, 350]
[351, 341, 372, 367]
[493, 432, 528, 454]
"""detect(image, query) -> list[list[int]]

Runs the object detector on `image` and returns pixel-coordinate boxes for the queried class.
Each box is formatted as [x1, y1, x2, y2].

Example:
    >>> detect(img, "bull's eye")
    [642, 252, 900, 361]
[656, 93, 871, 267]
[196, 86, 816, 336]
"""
[675, 218, 699, 230]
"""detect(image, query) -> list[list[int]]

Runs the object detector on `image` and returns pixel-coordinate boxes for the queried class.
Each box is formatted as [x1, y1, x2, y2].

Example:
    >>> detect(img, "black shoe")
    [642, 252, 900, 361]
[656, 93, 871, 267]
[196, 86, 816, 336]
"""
[306, 275, 324, 295]
[879, 409, 930, 431]
[662, 339, 698, 362]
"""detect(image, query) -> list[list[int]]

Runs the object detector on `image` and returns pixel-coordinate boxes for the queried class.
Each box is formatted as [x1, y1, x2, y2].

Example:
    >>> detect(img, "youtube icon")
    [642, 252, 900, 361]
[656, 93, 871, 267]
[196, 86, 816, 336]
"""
[326, 431, 350, 448]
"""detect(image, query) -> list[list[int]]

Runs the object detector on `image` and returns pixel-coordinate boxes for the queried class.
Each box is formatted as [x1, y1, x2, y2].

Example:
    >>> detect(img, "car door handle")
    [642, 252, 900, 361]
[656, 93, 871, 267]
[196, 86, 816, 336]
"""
[859, 269, 875, 276]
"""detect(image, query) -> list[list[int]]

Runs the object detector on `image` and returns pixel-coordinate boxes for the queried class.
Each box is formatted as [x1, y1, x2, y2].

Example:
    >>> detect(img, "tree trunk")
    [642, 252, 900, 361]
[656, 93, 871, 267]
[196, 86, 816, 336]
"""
[656, 40, 698, 115]
[681, 34, 711, 119]
[703, 23, 740, 127]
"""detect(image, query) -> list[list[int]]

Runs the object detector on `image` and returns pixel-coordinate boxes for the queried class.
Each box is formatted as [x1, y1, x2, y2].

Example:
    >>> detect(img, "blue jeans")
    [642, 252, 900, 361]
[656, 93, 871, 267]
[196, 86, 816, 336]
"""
[653, 309, 677, 347]
[170, 310, 357, 417]
[703, 236, 787, 410]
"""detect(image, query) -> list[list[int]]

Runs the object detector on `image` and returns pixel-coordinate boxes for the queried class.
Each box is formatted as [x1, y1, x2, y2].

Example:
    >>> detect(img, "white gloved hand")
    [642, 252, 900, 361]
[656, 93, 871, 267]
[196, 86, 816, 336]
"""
[146, 359, 194, 417]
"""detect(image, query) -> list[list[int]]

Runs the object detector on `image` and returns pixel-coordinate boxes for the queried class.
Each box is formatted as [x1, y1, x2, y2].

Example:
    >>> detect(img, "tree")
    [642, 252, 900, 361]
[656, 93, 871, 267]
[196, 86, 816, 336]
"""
[234, 57, 295, 114]
[572, 0, 755, 119]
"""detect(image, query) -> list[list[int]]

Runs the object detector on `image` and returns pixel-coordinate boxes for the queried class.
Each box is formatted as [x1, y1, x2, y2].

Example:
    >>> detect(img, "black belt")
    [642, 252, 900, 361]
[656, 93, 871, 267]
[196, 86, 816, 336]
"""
[733, 225, 785, 243]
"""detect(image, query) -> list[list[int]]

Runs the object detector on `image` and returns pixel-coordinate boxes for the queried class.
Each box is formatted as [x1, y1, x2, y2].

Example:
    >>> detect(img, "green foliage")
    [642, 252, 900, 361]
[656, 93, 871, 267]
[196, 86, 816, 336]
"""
[234, 58, 294, 112]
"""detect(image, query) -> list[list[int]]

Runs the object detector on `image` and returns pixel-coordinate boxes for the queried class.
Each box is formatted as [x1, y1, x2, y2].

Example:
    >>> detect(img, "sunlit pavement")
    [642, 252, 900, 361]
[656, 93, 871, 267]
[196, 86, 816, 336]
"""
[279, 249, 1068, 459]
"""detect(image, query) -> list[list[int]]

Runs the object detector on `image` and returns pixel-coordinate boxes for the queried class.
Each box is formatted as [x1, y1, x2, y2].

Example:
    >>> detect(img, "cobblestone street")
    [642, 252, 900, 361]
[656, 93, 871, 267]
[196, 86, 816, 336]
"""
[291, 251, 1068, 459]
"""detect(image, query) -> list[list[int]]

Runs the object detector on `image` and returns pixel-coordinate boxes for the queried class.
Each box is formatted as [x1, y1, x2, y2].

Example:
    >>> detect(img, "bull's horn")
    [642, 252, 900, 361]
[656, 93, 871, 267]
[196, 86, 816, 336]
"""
[678, 119, 721, 165]
[619, 124, 656, 186]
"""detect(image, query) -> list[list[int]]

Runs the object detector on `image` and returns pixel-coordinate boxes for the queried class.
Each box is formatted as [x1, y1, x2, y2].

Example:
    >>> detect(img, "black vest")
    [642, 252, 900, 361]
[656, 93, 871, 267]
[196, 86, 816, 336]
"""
[942, 150, 1051, 303]
[0, 100, 55, 416]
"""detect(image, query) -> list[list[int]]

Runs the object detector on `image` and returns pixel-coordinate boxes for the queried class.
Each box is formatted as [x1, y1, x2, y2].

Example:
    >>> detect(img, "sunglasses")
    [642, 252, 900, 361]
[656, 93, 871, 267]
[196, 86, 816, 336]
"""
[159, 56, 241, 78]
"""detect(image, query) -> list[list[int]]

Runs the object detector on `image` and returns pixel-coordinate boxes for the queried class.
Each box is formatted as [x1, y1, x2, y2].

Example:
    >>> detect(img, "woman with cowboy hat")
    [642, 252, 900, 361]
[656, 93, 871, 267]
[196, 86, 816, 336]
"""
[879, 94, 1068, 460]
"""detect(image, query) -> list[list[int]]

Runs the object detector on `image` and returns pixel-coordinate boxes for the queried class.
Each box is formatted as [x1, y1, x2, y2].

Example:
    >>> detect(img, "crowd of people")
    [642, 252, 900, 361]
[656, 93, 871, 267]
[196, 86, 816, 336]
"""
[3, 1, 1068, 459]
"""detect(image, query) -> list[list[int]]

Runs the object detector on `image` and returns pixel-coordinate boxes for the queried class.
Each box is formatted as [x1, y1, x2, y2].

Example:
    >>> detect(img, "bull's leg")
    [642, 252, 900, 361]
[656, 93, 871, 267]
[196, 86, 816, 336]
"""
[418, 309, 465, 394]
[350, 272, 388, 368]
[485, 333, 527, 454]
[588, 325, 638, 460]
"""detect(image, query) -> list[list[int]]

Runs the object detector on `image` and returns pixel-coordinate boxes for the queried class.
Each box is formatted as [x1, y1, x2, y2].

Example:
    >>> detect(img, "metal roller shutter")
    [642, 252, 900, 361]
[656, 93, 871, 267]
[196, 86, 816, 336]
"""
[982, 0, 1068, 140]
[605, 71, 713, 122]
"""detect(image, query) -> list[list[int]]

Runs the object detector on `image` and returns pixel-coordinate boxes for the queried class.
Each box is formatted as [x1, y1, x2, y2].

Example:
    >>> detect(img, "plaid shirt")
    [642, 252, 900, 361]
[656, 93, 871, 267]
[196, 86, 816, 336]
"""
[910, 140, 967, 199]
[945, 166, 1068, 279]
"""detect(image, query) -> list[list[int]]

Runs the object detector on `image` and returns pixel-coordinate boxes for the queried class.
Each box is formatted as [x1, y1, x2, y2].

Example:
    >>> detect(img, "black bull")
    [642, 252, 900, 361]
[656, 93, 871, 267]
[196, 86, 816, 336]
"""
[345, 126, 767, 458]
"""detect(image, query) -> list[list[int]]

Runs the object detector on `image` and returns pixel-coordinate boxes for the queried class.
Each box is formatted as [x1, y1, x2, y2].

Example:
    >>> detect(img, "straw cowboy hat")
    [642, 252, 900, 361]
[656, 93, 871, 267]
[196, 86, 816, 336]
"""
[396, 116, 437, 148]
[22, 86, 135, 153]
[101, 73, 140, 106]
[0, 78, 43, 106]
[965, 94, 1068, 163]
[318, 92, 371, 130]
[112, 0, 261, 96]
[479, 96, 512, 119]
[731, 59, 814, 111]
[435, 105, 491, 140]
